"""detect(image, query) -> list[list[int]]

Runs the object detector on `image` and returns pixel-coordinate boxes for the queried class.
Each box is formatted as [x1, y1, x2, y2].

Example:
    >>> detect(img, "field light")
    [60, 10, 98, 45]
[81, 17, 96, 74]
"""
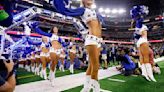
[118, 9, 126, 14]
[105, 8, 110, 14]
[111, 9, 118, 14]
[99, 8, 104, 13]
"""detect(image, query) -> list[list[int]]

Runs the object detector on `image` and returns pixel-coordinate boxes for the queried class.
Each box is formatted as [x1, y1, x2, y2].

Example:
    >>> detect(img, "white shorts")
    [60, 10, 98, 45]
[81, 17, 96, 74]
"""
[30, 57, 35, 60]
[40, 52, 50, 57]
[102, 54, 107, 60]
[70, 49, 76, 54]
[84, 35, 102, 48]
[35, 55, 40, 58]
[60, 54, 66, 58]
[136, 37, 148, 47]
[50, 47, 62, 55]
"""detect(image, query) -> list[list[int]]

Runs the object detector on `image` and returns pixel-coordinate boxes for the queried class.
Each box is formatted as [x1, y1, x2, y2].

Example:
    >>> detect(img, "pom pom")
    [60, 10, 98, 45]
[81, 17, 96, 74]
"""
[130, 5, 149, 19]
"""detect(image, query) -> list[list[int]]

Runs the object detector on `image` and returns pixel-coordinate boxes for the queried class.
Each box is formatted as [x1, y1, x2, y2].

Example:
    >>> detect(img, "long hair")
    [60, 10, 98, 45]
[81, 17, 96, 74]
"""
[80, 0, 95, 7]
[50, 26, 55, 33]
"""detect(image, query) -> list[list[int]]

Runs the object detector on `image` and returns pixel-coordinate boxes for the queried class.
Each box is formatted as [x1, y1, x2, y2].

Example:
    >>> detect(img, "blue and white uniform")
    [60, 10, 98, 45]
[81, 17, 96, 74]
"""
[134, 25, 148, 47]
[40, 42, 50, 57]
[74, 8, 103, 48]
[49, 34, 64, 55]
[69, 42, 76, 54]
[35, 47, 40, 59]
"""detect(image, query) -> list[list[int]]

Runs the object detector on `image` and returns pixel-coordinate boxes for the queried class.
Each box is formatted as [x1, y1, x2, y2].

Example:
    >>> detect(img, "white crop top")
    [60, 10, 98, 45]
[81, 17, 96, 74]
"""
[50, 34, 59, 41]
[135, 25, 148, 35]
[81, 8, 97, 24]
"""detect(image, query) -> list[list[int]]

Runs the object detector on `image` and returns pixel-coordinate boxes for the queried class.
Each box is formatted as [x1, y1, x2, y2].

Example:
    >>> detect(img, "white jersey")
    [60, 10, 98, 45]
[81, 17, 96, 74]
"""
[81, 8, 97, 25]
[135, 25, 148, 35]
[50, 34, 59, 42]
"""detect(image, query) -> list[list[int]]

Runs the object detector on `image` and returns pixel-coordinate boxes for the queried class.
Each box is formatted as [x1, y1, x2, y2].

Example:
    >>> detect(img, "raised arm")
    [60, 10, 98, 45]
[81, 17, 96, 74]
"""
[53, 0, 85, 17]
[29, 22, 52, 37]
[58, 37, 70, 47]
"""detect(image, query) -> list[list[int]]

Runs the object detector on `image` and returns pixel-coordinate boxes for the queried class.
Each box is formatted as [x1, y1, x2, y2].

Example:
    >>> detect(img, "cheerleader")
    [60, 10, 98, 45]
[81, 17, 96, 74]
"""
[40, 36, 51, 79]
[69, 38, 77, 74]
[130, 5, 156, 82]
[59, 48, 66, 72]
[30, 52, 35, 73]
[34, 46, 41, 75]
[53, 0, 103, 91]
[30, 23, 69, 86]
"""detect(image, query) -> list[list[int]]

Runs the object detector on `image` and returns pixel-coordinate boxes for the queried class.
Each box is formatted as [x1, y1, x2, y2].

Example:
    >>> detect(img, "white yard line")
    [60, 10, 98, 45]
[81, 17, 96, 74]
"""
[108, 78, 126, 83]
[154, 57, 164, 63]
[100, 89, 112, 92]
[15, 66, 120, 92]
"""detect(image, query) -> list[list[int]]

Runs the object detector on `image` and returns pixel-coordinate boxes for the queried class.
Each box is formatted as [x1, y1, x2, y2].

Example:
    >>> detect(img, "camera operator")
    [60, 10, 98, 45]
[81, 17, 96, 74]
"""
[0, 54, 16, 92]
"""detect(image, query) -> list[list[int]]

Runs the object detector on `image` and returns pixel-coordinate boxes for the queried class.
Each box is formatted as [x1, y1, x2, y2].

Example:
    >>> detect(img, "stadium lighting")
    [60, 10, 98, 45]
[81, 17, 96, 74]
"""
[118, 9, 126, 14]
[105, 8, 111, 14]
[111, 9, 118, 14]
[76, 0, 81, 1]
[98, 7, 104, 13]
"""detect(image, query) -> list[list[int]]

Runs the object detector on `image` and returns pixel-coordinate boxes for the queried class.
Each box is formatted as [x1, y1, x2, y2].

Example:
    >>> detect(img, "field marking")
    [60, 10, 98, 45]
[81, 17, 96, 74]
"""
[100, 89, 112, 92]
[17, 70, 79, 79]
[108, 78, 126, 83]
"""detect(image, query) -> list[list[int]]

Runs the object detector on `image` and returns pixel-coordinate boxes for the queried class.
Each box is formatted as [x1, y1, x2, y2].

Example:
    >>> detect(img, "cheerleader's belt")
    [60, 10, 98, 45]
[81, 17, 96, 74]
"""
[84, 35, 103, 48]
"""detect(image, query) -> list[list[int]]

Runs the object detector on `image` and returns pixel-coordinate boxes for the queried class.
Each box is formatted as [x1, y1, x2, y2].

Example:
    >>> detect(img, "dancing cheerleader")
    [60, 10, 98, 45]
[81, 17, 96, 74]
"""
[40, 36, 51, 79]
[30, 52, 36, 73]
[30, 23, 69, 86]
[53, 0, 103, 91]
[34, 46, 41, 75]
[59, 48, 66, 72]
[69, 38, 77, 74]
[130, 5, 156, 82]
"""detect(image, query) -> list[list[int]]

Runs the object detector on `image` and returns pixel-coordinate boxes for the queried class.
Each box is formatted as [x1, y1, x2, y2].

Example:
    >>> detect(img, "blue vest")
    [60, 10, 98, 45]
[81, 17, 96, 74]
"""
[122, 54, 136, 70]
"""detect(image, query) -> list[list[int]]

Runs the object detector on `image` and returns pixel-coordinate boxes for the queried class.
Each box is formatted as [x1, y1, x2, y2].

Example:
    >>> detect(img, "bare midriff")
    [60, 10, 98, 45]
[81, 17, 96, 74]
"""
[87, 20, 102, 38]
[51, 40, 62, 49]
[71, 45, 76, 50]
[42, 47, 49, 53]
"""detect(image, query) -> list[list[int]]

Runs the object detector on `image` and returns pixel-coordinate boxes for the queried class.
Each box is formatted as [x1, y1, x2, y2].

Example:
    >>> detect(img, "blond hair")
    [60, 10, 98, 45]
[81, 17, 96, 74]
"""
[80, 0, 95, 7]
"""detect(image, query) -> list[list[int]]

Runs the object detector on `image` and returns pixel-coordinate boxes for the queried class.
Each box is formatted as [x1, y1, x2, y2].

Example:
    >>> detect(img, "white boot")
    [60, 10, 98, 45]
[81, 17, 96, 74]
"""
[91, 79, 100, 92]
[48, 70, 52, 80]
[72, 64, 74, 74]
[26, 66, 30, 72]
[145, 63, 157, 82]
[48, 63, 51, 69]
[34, 67, 37, 75]
[59, 65, 62, 71]
[81, 76, 92, 92]
[37, 67, 40, 75]
[61, 65, 65, 72]
[70, 64, 74, 74]
[25, 65, 28, 71]
[141, 64, 151, 81]
[50, 71, 55, 87]
[43, 69, 47, 80]
[31, 66, 35, 73]
[40, 69, 43, 78]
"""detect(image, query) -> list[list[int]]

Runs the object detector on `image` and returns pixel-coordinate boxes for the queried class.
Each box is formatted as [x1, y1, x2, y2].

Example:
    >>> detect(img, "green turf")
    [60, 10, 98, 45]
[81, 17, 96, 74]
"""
[64, 61, 164, 92]
[16, 62, 119, 85]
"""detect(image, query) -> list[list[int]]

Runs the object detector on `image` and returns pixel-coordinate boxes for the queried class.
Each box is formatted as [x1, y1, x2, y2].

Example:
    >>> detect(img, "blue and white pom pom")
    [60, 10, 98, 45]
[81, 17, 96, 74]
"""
[130, 5, 149, 19]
